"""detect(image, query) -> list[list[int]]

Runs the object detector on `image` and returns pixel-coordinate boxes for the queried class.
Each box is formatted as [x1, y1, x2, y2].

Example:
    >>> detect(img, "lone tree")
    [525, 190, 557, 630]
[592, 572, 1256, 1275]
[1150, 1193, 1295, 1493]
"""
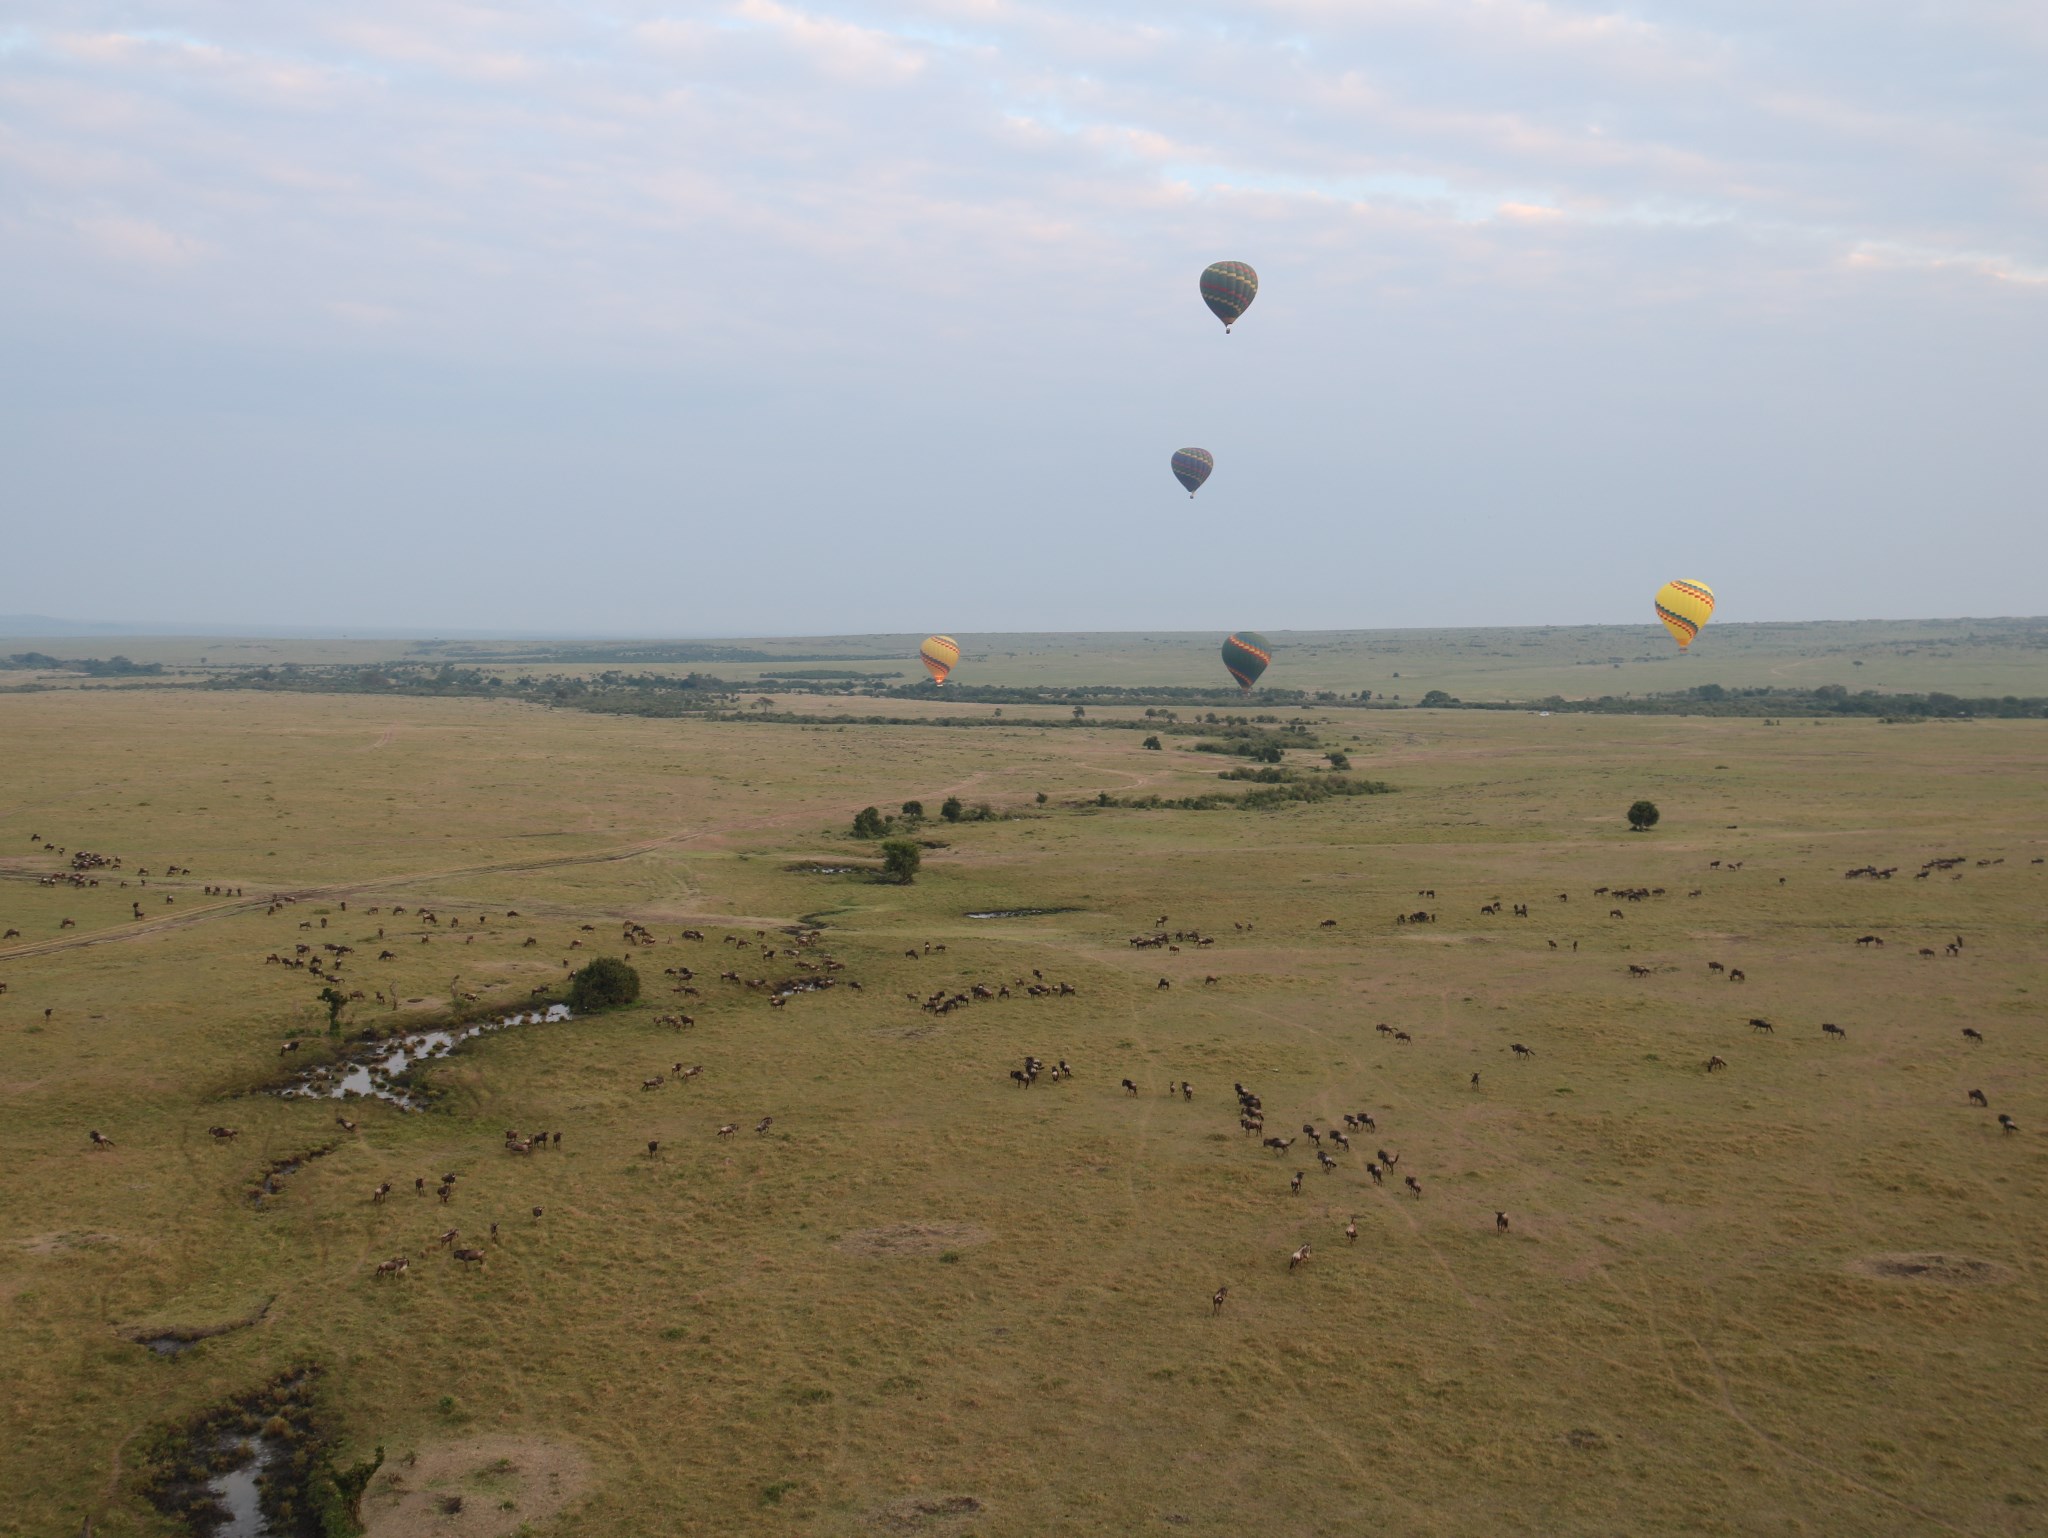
[1627, 799, 1661, 831]
[1326, 750, 1352, 771]
[568, 955, 641, 1011]
[900, 800, 924, 819]
[1142, 735, 1163, 750]
[851, 806, 887, 839]
[317, 985, 348, 1032]
[880, 839, 922, 884]
[940, 796, 964, 822]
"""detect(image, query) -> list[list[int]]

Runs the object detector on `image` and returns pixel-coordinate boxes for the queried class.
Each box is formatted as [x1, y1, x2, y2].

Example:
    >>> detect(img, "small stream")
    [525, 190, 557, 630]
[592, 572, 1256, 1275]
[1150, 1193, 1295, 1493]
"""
[275, 1004, 570, 1110]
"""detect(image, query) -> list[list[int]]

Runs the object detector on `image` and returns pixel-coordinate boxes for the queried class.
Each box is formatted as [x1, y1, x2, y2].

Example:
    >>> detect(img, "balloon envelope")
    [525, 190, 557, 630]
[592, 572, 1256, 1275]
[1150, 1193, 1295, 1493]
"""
[1654, 580, 1716, 650]
[1171, 447, 1214, 497]
[1200, 261, 1259, 330]
[1220, 631, 1273, 690]
[919, 635, 961, 685]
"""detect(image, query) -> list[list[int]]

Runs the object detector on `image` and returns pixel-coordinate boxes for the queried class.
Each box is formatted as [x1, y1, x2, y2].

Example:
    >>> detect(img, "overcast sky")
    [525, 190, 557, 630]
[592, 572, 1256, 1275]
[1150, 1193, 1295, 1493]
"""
[3, 1, 2044, 636]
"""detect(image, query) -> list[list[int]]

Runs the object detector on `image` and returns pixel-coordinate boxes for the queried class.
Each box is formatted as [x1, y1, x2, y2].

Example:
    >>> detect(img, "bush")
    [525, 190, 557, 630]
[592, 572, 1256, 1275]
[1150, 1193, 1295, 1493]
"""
[880, 839, 922, 884]
[1326, 750, 1351, 770]
[568, 956, 641, 1011]
[940, 796, 963, 822]
[1627, 799, 1661, 831]
[851, 806, 887, 838]
[900, 800, 923, 818]
[1142, 735, 1162, 750]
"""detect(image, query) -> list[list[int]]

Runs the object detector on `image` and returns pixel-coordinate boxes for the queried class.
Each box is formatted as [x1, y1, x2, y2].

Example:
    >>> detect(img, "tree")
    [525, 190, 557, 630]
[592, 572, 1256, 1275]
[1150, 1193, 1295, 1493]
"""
[317, 986, 348, 1032]
[851, 806, 887, 838]
[1420, 689, 1457, 707]
[880, 839, 922, 884]
[1326, 750, 1352, 770]
[1627, 799, 1661, 831]
[568, 956, 641, 1011]
[1035, 791, 1047, 804]
[900, 800, 924, 819]
[940, 796, 964, 822]
[1071, 705, 1086, 720]
[1142, 735, 1162, 750]
[1252, 743, 1284, 764]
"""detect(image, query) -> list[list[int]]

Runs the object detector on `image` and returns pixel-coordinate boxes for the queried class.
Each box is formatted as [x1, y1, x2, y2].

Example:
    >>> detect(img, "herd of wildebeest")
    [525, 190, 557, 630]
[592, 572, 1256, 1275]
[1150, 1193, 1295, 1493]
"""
[5, 827, 2032, 1309]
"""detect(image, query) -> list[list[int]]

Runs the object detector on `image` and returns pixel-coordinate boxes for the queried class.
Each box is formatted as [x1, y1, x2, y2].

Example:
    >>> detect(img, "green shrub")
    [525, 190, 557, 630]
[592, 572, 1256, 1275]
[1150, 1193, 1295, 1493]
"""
[567, 956, 641, 1011]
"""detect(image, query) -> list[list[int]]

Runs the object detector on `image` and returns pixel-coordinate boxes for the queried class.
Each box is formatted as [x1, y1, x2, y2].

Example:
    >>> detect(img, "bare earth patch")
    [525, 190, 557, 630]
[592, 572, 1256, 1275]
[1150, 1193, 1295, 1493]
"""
[362, 1435, 591, 1538]
[837, 1223, 990, 1259]
[1849, 1253, 2009, 1285]
[870, 1494, 985, 1532]
[15, 1231, 124, 1256]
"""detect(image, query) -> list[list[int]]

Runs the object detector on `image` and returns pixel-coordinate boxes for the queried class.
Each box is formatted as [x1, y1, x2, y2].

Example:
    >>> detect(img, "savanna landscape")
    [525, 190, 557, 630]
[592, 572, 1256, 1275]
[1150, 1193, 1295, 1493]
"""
[4, 627, 2045, 1538]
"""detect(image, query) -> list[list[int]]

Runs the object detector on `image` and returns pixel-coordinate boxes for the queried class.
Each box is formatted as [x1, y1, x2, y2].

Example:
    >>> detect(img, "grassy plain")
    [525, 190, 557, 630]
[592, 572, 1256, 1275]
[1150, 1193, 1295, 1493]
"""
[2, 665, 2046, 1537]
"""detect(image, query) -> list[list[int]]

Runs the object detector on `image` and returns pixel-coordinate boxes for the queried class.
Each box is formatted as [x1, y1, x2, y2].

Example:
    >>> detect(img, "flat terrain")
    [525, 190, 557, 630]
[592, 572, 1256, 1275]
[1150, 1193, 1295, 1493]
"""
[2, 669, 2045, 1536]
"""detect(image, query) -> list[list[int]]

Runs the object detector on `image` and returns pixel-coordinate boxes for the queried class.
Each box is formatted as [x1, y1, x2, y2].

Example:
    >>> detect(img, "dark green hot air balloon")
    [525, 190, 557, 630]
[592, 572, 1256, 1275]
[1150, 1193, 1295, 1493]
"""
[1171, 447, 1214, 497]
[1200, 261, 1258, 331]
[1221, 631, 1272, 691]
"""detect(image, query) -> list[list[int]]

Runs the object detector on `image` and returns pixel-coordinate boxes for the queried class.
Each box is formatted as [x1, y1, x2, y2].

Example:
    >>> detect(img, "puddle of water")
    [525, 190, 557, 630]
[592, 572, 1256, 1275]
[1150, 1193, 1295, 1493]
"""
[212, 1437, 273, 1537]
[275, 1004, 570, 1110]
[143, 1335, 197, 1356]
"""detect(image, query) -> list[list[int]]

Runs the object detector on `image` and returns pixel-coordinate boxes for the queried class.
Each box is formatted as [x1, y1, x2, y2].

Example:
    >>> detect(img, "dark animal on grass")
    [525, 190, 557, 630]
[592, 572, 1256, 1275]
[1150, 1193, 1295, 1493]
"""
[337, 1115, 358, 1132]
[89, 1130, 114, 1150]
[1728, 970, 1746, 983]
[279, 1040, 301, 1055]
[1511, 1043, 1534, 1058]
[1317, 1151, 1337, 1173]
[1329, 1129, 1350, 1151]
[1302, 1124, 1321, 1146]
[1212, 1286, 1228, 1315]
[437, 1228, 459, 1247]
[1121, 1078, 1139, 1096]
[1367, 1163, 1382, 1184]
[1345, 1217, 1358, 1244]
[1289, 1243, 1312, 1271]
[1377, 1148, 1398, 1167]
[1822, 1023, 1845, 1039]
[1998, 1114, 2018, 1133]
[647, 1140, 661, 1158]
[1750, 1018, 1774, 1034]
[756, 1116, 774, 1134]
[1393, 1030, 1412, 1043]
[1290, 1170, 1304, 1195]
[716, 1124, 738, 1138]
[452, 1247, 486, 1268]
[1968, 1089, 1988, 1107]
[372, 1182, 391, 1202]
[208, 1126, 239, 1142]
[1706, 1055, 1727, 1072]
[1963, 1028, 1984, 1043]
[1404, 1176, 1422, 1198]
[1263, 1137, 1295, 1154]
[374, 1255, 408, 1278]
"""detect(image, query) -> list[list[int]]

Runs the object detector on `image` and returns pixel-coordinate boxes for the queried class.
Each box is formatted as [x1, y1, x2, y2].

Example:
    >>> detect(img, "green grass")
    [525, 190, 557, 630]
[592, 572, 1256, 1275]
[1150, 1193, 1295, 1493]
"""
[1, 667, 2044, 1536]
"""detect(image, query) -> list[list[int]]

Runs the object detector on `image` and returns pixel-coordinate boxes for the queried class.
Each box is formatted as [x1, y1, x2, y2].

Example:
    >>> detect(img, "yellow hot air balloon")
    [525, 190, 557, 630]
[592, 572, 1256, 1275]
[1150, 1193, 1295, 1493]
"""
[919, 635, 961, 685]
[1654, 580, 1716, 650]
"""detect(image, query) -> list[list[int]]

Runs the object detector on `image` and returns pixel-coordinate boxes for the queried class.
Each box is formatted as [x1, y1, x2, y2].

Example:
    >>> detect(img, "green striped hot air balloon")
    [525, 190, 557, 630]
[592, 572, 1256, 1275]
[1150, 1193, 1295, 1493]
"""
[1221, 631, 1272, 691]
[1200, 261, 1259, 332]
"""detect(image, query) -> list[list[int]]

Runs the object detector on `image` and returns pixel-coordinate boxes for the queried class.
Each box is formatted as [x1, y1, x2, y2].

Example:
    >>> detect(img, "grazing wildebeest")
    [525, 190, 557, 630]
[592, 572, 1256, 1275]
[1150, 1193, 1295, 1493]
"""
[375, 1255, 408, 1278]
[1511, 1043, 1534, 1058]
[279, 1040, 301, 1055]
[1822, 1023, 1845, 1039]
[1728, 970, 1746, 983]
[1706, 1055, 1728, 1072]
[647, 1140, 661, 1158]
[452, 1247, 486, 1268]
[1998, 1114, 2018, 1132]
[1749, 1018, 1774, 1034]
[716, 1123, 738, 1138]
[532, 1206, 544, 1221]
[1404, 1176, 1422, 1198]
[372, 1181, 392, 1202]
[1968, 1089, 1988, 1107]
[208, 1126, 239, 1142]
[89, 1129, 114, 1150]
[1963, 1028, 1984, 1043]
[1211, 1285, 1228, 1315]
[437, 1228, 459, 1247]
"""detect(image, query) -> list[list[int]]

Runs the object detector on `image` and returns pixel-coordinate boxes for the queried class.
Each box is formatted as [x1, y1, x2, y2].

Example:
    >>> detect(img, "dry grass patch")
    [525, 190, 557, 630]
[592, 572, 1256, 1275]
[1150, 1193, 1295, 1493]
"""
[362, 1435, 592, 1538]
[837, 1222, 991, 1258]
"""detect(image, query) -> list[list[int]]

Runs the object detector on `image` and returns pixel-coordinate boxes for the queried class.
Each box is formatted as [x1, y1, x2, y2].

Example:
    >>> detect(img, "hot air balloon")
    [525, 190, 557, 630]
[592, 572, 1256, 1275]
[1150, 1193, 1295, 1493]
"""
[1171, 448, 1214, 497]
[919, 635, 961, 685]
[1220, 631, 1272, 691]
[1653, 580, 1716, 651]
[1200, 261, 1258, 332]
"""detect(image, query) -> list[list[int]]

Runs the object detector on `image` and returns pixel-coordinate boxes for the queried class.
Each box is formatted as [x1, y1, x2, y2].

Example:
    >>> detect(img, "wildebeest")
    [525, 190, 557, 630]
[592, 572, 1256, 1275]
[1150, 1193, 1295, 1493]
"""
[1288, 1243, 1312, 1271]
[1404, 1175, 1422, 1198]
[1749, 1018, 1774, 1034]
[1496, 1211, 1510, 1232]
[208, 1126, 239, 1142]
[1121, 1078, 1139, 1096]
[374, 1255, 409, 1278]
[1211, 1285, 1228, 1315]
[1345, 1217, 1358, 1244]
[1511, 1043, 1534, 1058]
[1290, 1170, 1304, 1195]
[89, 1129, 114, 1150]
[1998, 1113, 2018, 1132]
[452, 1247, 486, 1268]
[1963, 1028, 1984, 1043]
[1706, 1055, 1728, 1072]
[1968, 1089, 1989, 1107]
[1821, 1023, 1845, 1039]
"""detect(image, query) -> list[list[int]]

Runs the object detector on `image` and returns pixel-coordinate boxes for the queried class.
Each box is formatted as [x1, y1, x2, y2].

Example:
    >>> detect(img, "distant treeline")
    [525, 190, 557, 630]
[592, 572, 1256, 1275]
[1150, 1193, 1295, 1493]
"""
[410, 641, 902, 666]
[1415, 684, 2048, 719]
[2, 652, 164, 676]
[1094, 775, 1393, 812]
